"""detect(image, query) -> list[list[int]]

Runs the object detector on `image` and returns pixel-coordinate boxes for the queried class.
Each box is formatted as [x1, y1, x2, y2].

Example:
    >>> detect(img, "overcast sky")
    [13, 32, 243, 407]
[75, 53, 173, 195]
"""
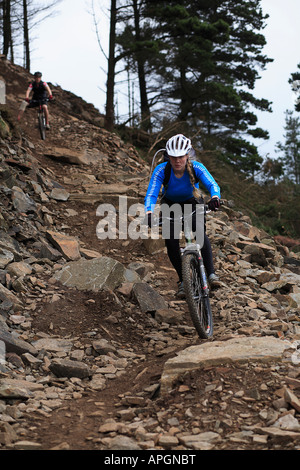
[29, 0, 300, 160]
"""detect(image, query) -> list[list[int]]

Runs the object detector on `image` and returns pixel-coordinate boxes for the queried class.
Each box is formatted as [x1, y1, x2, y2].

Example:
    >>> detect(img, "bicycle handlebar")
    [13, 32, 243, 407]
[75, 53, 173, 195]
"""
[148, 200, 224, 227]
[150, 206, 208, 227]
[30, 98, 50, 103]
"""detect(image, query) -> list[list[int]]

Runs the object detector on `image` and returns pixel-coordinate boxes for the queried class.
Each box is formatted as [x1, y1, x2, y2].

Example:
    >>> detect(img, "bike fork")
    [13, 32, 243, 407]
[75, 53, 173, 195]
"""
[198, 256, 209, 292]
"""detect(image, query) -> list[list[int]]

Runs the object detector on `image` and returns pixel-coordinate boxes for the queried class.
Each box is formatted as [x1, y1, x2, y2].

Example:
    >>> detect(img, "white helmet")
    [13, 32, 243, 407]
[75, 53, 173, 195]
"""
[166, 134, 192, 157]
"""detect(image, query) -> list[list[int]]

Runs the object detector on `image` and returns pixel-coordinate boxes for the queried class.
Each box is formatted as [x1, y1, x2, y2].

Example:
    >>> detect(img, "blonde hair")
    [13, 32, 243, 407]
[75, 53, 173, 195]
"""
[186, 157, 201, 199]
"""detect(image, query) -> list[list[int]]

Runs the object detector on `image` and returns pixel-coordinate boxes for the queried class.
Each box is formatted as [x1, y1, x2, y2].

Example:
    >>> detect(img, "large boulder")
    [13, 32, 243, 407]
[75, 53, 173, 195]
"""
[53, 256, 139, 291]
[160, 336, 294, 393]
[44, 147, 108, 165]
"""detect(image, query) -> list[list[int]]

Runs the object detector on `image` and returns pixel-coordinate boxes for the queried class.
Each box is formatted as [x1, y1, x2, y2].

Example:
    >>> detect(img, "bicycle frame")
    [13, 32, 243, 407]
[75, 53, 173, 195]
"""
[31, 99, 48, 140]
[151, 202, 214, 339]
[180, 207, 209, 293]
[156, 204, 209, 291]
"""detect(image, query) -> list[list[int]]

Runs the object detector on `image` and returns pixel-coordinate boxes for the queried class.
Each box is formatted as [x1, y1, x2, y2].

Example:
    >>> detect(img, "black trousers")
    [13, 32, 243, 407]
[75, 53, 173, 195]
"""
[161, 197, 215, 282]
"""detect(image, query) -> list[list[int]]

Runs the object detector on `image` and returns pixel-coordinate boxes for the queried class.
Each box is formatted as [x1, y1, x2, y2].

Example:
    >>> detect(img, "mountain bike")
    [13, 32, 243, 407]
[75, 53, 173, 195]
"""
[154, 202, 217, 339]
[37, 99, 48, 140]
[30, 99, 49, 140]
[180, 205, 213, 339]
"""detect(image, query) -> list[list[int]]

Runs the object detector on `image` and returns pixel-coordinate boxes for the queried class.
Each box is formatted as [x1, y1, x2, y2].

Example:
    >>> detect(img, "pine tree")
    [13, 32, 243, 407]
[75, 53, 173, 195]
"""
[118, 0, 273, 174]
[116, 0, 154, 130]
[276, 110, 300, 185]
[262, 157, 284, 184]
[289, 63, 300, 113]
[2, 0, 14, 61]
[105, 0, 117, 132]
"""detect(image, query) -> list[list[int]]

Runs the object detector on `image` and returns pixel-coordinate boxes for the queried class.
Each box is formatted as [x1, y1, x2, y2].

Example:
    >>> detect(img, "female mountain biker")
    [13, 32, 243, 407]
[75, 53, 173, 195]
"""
[17, 71, 53, 129]
[144, 134, 221, 298]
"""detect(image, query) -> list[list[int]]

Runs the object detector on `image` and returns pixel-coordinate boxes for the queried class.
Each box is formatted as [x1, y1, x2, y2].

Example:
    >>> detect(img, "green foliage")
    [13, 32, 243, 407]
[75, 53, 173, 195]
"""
[198, 149, 300, 238]
[276, 110, 300, 184]
[116, 1, 300, 238]
[289, 63, 300, 113]
[0, 105, 15, 138]
[0, 116, 10, 139]
[262, 157, 284, 182]
[116, 0, 273, 176]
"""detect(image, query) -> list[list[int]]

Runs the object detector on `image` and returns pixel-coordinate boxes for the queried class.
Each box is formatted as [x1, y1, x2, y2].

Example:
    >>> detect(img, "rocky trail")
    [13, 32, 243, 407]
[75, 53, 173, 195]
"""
[0, 57, 300, 452]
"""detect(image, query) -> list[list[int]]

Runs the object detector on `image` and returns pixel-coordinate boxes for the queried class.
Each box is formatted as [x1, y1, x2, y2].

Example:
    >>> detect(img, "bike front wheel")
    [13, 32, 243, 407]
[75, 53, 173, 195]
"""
[38, 111, 46, 140]
[182, 253, 213, 339]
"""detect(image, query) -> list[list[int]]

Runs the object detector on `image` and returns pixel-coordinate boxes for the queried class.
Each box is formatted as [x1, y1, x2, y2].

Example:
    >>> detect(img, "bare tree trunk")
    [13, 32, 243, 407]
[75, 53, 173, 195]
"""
[132, 0, 151, 131]
[105, 0, 117, 132]
[3, 0, 10, 56]
[23, 0, 30, 71]
[3, 0, 13, 61]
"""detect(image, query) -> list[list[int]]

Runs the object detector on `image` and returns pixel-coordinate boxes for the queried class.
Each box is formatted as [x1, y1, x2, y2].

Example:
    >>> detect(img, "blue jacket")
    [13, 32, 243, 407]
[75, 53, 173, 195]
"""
[145, 161, 220, 213]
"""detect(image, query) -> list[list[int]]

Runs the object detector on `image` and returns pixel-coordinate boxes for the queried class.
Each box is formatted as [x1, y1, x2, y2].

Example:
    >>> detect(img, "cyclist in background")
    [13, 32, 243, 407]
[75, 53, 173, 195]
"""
[18, 71, 53, 129]
[144, 134, 221, 298]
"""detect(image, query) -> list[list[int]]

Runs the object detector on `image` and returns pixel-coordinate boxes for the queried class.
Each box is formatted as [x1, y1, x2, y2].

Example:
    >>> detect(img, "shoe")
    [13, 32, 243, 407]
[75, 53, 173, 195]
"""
[46, 124, 50, 130]
[208, 273, 221, 288]
[176, 281, 185, 299]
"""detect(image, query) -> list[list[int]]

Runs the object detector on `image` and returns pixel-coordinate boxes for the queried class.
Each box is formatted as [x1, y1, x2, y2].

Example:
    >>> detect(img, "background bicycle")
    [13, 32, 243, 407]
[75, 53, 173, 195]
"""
[31, 98, 49, 140]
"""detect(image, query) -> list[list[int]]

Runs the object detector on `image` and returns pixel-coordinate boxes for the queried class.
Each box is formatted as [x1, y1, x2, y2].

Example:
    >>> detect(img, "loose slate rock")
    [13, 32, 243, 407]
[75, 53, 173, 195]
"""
[0, 326, 38, 356]
[0, 378, 43, 398]
[11, 186, 36, 213]
[49, 188, 70, 201]
[46, 230, 81, 261]
[49, 359, 91, 379]
[107, 435, 141, 450]
[12, 440, 42, 450]
[0, 248, 14, 269]
[0, 283, 23, 308]
[133, 282, 167, 313]
[32, 337, 73, 353]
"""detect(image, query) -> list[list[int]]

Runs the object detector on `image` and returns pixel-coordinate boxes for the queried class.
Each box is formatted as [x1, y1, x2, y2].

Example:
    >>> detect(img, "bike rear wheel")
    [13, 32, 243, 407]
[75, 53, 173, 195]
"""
[38, 111, 46, 140]
[182, 253, 213, 339]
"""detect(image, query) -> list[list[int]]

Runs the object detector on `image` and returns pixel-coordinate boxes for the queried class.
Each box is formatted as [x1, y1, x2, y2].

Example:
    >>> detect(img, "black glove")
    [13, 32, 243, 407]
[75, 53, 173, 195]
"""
[207, 197, 220, 211]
